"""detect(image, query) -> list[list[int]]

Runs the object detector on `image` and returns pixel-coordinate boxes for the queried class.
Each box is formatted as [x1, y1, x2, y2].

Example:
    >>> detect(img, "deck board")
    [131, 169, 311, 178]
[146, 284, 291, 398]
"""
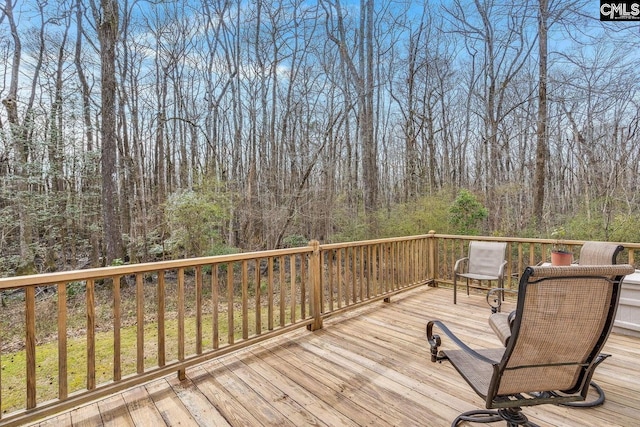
[145, 378, 198, 426]
[165, 374, 231, 427]
[97, 394, 134, 427]
[29, 286, 640, 427]
[121, 382, 167, 426]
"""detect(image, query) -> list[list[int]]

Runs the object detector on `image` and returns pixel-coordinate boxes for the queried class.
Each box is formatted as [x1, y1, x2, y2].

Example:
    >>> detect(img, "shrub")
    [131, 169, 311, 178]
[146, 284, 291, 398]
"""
[164, 179, 232, 257]
[449, 189, 488, 235]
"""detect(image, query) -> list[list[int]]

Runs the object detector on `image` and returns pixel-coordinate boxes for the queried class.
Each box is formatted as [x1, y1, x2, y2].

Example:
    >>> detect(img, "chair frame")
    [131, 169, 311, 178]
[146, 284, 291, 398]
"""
[453, 241, 507, 304]
[428, 264, 635, 427]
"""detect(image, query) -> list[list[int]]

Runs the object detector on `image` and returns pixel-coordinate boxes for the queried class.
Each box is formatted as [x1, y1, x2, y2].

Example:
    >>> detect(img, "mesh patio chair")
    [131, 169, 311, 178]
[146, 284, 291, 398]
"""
[577, 241, 624, 265]
[427, 264, 635, 426]
[453, 241, 507, 304]
[486, 243, 626, 408]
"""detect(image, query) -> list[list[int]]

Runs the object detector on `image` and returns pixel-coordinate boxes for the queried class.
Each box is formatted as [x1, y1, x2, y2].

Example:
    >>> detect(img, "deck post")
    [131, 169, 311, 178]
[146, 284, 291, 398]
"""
[308, 240, 323, 331]
[428, 230, 437, 287]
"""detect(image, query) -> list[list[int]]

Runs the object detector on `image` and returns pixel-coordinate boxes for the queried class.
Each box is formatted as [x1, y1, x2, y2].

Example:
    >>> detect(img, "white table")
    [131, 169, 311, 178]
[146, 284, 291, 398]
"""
[614, 270, 640, 338]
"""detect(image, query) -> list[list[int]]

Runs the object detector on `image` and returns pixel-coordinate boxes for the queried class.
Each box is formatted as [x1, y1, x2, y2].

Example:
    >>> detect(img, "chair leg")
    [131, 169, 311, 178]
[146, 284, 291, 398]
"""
[453, 408, 540, 427]
[454, 274, 458, 304]
[453, 410, 503, 426]
[558, 381, 605, 408]
[558, 353, 610, 407]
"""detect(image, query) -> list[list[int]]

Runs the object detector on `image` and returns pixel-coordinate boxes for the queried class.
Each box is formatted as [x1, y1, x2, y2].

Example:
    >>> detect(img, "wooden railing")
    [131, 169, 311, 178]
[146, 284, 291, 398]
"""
[0, 235, 432, 426]
[0, 233, 637, 426]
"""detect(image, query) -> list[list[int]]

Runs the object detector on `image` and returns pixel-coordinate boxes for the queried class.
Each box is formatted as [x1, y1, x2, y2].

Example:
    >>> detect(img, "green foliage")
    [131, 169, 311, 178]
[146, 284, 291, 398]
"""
[66, 281, 85, 299]
[608, 213, 640, 242]
[329, 189, 457, 241]
[164, 178, 233, 257]
[201, 244, 240, 275]
[448, 189, 488, 235]
[550, 227, 566, 239]
[565, 212, 640, 243]
[550, 226, 570, 253]
[247, 280, 269, 297]
[281, 234, 308, 248]
[378, 193, 453, 237]
[205, 243, 240, 257]
[329, 201, 370, 243]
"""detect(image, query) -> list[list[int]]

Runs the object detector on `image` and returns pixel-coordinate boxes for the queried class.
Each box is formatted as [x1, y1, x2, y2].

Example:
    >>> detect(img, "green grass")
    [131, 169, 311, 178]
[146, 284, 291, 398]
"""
[1, 304, 305, 414]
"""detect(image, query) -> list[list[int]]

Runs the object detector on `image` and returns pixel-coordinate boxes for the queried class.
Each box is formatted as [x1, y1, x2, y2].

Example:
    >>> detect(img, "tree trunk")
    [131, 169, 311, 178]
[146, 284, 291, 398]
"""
[2, 0, 34, 268]
[93, 0, 124, 264]
[75, 0, 100, 266]
[533, 0, 548, 224]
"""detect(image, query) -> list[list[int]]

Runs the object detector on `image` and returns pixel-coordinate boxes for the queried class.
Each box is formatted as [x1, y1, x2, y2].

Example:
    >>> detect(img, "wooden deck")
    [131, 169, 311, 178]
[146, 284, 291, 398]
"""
[27, 286, 640, 427]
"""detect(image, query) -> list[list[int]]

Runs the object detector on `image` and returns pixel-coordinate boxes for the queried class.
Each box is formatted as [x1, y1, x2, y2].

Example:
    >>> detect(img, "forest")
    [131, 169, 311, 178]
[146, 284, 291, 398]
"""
[1, 0, 639, 276]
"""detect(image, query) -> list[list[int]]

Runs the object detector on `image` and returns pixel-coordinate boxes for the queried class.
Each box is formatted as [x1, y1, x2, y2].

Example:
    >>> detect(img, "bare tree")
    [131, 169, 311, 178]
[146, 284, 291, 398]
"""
[1, 0, 48, 270]
[532, 0, 548, 223]
[321, 0, 378, 215]
[90, 0, 123, 264]
[442, 0, 536, 230]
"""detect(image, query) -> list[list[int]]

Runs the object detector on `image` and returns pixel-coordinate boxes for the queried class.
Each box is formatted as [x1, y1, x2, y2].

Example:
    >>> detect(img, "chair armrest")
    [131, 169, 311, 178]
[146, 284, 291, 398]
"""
[497, 260, 507, 277]
[453, 257, 469, 274]
[489, 311, 516, 346]
[426, 320, 499, 365]
[486, 287, 518, 313]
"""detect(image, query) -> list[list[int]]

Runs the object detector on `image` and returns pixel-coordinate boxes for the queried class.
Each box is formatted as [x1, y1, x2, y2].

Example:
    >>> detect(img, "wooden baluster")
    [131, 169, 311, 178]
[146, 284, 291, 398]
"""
[227, 263, 234, 345]
[242, 260, 248, 339]
[58, 282, 67, 399]
[308, 240, 323, 331]
[279, 256, 285, 327]
[26, 286, 36, 410]
[87, 279, 96, 390]
[267, 258, 274, 331]
[212, 264, 219, 349]
[196, 266, 203, 355]
[300, 255, 306, 319]
[290, 255, 296, 324]
[136, 273, 144, 374]
[336, 249, 342, 309]
[255, 259, 262, 335]
[113, 275, 122, 380]
[157, 271, 166, 367]
[178, 268, 185, 380]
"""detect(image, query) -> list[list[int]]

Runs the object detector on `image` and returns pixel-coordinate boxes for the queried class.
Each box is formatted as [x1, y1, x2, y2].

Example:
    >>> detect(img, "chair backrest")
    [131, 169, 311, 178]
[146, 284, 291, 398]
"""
[578, 241, 623, 265]
[467, 241, 507, 276]
[488, 264, 634, 404]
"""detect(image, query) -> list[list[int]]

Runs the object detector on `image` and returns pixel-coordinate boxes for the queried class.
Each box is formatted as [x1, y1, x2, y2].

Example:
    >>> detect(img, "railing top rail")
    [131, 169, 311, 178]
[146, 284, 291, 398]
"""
[318, 234, 433, 250]
[431, 234, 640, 249]
[2, 233, 638, 289]
[0, 235, 436, 289]
[0, 246, 313, 290]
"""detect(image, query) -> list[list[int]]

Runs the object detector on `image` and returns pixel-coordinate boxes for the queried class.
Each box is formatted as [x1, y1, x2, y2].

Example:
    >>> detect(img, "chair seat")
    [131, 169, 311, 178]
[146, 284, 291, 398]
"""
[444, 348, 505, 398]
[457, 272, 500, 281]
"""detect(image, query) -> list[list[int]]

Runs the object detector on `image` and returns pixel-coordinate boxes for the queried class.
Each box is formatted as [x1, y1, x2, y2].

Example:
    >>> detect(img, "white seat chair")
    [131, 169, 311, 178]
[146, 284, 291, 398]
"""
[453, 241, 507, 304]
